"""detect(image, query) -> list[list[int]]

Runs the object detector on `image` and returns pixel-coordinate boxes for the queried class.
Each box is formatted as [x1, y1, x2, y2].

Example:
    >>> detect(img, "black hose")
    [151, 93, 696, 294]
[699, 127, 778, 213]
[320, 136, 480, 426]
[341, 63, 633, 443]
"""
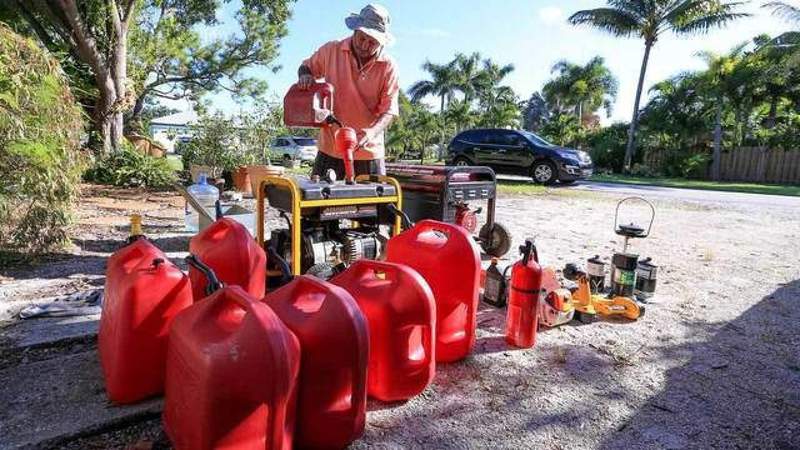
[186, 255, 223, 296]
[385, 203, 413, 230]
[266, 245, 293, 286]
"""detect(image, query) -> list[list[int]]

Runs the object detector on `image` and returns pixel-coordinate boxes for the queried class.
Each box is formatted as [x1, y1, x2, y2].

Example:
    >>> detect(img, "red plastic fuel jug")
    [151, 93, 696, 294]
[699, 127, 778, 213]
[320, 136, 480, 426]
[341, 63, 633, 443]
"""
[189, 218, 266, 301]
[386, 220, 481, 363]
[331, 260, 436, 402]
[99, 236, 192, 404]
[283, 81, 335, 127]
[163, 286, 300, 450]
[265, 275, 368, 449]
[505, 239, 544, 348]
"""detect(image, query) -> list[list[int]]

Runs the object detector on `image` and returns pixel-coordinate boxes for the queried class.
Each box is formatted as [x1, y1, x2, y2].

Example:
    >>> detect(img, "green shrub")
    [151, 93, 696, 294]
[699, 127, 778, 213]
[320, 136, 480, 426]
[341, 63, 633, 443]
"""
[680, 153, 711, 179]
[0, 24, 85, 258]
[586, 123, 629, 172]
[180, 113, 258, 174]
[84, 145, 177, 188]
[629, 163, 659, 178]
[539, 113, 586, 148]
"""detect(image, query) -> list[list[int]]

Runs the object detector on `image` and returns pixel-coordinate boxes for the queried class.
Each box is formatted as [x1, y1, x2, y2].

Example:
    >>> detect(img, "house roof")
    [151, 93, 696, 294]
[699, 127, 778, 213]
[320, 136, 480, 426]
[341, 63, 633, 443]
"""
[150, 110, 198, 127]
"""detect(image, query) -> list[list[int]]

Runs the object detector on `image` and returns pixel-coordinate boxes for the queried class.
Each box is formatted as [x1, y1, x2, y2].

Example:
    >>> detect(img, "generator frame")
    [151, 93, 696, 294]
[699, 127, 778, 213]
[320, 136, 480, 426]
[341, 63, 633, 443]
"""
[385, 164, 510, 256]
[256, 174, 403, 275]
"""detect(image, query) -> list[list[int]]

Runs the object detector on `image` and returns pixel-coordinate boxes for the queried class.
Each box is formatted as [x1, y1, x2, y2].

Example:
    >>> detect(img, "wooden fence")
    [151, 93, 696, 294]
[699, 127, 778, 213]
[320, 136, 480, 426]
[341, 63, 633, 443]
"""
[643, 147, 800, 184]
[717, 147, 800, 184]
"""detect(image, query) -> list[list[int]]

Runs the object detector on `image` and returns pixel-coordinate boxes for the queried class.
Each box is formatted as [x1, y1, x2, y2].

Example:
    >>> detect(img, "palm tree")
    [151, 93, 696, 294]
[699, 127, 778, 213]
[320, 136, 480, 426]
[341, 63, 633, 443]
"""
[443, 99, 478, 134]
[477, 86, 521, 128]
[522, 92, 550, 131]
[408, 60, 460, 112]
[696, 43, 748, 180]
[475, 59, 515, 102]
[764, 2, 800, 67]
[543, 56, 618, 123]
[569, 0, 749, 172]
[451, 52, 484, 104]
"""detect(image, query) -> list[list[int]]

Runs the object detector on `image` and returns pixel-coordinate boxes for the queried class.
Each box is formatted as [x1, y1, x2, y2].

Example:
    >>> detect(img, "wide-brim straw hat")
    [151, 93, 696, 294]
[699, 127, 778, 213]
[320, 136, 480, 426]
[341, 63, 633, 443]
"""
[345, 4, 395, 46]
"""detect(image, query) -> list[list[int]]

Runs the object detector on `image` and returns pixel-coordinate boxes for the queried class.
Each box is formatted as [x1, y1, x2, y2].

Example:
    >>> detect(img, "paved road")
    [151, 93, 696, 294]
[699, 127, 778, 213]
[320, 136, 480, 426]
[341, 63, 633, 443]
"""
[572, 181, 800, 208]
[498, 175, 800, 208]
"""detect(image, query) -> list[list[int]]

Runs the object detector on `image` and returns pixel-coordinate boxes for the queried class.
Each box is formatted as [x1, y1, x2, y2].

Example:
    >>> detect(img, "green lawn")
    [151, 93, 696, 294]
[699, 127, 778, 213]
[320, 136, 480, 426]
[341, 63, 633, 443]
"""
[166, 154, 183, 172]
[590, 174, 800, 197]
[496, 179, 549, 195]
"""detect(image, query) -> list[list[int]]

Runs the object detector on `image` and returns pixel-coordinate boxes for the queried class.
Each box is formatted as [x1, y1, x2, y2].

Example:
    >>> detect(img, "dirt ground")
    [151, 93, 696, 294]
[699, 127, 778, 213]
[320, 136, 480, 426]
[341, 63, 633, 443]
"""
[1, 182, 799, 449]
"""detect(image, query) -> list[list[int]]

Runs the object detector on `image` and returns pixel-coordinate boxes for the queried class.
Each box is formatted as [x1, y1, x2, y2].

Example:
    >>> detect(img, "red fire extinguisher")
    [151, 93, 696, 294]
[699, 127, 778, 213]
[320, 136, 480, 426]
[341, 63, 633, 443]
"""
[505, 239, 544, 348]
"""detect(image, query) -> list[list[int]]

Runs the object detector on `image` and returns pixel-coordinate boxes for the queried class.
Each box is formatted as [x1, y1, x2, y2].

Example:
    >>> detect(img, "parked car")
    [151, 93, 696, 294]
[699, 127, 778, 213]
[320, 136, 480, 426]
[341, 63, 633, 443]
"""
[446, 128, 593, 184]
[269, 136, 318, 165]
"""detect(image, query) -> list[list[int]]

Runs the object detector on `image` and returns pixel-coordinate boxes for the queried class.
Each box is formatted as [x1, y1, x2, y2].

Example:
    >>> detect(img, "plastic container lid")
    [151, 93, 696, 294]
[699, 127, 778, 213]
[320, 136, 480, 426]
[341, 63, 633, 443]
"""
[187, 174, 219, 206]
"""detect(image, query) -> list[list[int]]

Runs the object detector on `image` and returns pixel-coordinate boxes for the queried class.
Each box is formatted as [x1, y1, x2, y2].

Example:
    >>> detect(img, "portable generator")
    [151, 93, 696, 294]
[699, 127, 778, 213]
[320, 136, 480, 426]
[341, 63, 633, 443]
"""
[385, 164, 511, 257]
[255, 173, 403, 283]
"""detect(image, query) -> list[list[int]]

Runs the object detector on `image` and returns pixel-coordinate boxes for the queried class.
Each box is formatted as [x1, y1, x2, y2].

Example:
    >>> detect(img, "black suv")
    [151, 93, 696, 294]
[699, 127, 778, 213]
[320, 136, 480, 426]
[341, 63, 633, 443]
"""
[446, 128, 593, 184]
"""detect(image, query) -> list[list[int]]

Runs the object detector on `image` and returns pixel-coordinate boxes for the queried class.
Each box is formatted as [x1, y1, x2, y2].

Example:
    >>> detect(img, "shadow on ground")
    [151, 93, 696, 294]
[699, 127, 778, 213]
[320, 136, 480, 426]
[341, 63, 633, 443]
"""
[0, 254, 107, 280]
[600, 279, 800, 449]
[72, 235, 190, 254]
[1, 236, 190, 281]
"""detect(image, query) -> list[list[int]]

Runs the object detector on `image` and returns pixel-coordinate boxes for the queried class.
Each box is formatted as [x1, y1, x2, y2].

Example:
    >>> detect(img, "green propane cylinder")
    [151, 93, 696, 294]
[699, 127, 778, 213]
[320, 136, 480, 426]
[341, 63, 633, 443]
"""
[611, 252, 638, 298]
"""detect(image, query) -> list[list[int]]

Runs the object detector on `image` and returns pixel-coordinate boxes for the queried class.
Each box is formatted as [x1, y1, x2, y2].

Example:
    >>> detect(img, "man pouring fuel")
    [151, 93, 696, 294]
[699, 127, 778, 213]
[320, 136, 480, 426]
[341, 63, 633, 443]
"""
[297, 4, 399, 177]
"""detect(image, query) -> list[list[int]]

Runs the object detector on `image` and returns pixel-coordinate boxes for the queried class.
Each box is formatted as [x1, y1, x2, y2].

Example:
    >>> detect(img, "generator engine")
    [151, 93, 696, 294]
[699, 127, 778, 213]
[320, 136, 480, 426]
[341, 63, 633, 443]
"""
[269, 218, 385, 280]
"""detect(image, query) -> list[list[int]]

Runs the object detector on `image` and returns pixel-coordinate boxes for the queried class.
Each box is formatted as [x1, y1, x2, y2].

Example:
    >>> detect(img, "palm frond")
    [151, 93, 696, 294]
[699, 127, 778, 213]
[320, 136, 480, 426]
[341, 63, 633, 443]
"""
[407, 80, 434, 102]
[608, 0, 652, 22]
[671, 1, 751, 35]
[568, 8, 642, 37]
[764, 1, 800, 23]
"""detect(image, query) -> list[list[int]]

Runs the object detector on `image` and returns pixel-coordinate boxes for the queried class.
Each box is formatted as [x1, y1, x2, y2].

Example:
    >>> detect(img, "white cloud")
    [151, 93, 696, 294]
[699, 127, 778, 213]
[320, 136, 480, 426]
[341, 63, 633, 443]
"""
[538, 6, 564, 25]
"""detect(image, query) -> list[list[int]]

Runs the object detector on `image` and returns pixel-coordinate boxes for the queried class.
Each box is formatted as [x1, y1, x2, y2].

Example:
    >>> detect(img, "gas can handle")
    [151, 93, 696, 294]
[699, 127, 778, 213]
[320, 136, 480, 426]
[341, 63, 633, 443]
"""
[219, 286, 257, 311]
[348, 259, 397, 281]
[413, 219, 452, 238]
[186, 255, 223, 296]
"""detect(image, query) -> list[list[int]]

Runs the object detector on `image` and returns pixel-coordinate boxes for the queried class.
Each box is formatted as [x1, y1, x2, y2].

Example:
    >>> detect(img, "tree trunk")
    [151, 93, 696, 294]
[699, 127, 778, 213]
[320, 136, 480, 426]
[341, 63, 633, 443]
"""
[624, 41, 654, 173]
[131, 94, 146, 123]
[712, 97, 723, 181]
[734, 106, 744, 147]
[765, 94, 778, 129]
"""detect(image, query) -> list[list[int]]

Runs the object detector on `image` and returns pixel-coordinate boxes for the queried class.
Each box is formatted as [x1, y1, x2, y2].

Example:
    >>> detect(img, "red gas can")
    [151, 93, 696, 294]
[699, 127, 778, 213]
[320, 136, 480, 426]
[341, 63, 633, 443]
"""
[283, 81, 334, 127]
[265, 275, 368, 449]
[99, 238, 192, 404]
[331, 260, 436, 402]
[163, 286, 300, 450]
[386, 220, 481, 363]
[189, 218, 266, 301]
[505, 240, 544, 348]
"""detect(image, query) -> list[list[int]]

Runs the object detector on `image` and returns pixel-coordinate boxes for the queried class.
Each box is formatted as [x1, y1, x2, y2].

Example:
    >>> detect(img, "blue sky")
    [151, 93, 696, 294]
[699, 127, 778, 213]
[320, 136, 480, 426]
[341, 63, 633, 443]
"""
[180, 0, 794, 124]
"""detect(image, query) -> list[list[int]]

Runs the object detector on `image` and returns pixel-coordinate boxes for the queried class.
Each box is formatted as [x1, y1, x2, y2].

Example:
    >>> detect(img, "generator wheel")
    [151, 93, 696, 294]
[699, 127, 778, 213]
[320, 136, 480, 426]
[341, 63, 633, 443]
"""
[479, 222, 511, 257]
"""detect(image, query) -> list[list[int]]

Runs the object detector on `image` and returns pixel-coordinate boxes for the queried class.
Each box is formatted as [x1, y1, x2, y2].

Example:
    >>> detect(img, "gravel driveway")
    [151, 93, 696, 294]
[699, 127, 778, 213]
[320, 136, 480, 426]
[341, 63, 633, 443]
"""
[1, 184, 798, 449]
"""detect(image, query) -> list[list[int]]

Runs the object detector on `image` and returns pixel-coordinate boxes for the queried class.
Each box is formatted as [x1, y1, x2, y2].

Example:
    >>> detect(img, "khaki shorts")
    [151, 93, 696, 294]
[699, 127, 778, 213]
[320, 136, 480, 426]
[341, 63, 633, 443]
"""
[311, 151, 386, 179]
